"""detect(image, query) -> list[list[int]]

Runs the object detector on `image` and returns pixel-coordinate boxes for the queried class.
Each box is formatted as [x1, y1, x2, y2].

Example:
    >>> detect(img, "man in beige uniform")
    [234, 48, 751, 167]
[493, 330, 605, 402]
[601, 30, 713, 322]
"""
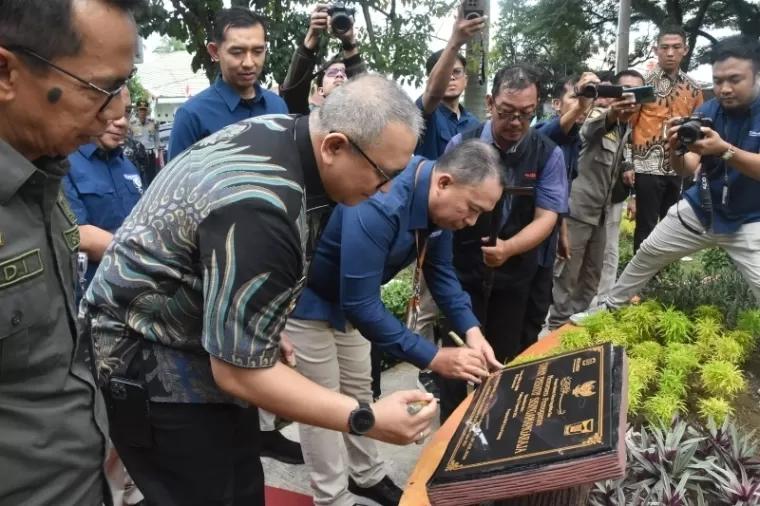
[0, 0, 139, 504]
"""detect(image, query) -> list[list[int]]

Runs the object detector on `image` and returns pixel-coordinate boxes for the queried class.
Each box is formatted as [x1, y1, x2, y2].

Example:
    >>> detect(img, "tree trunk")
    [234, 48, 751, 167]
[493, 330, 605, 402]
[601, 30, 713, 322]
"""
[494, 485, 591, 506]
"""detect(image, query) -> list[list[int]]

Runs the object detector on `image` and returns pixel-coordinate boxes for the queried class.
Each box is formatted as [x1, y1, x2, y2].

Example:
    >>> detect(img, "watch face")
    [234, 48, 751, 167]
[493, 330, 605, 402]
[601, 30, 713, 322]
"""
[351, 408, 375, 434]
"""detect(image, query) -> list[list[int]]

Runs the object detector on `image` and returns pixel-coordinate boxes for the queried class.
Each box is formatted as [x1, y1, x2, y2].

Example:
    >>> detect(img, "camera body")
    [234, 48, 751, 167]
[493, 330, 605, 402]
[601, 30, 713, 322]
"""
[463, 0, 487, 19]
[576, 83, 623, 99]
[673, 113, 713, 155]
[326, 2, 356, 36]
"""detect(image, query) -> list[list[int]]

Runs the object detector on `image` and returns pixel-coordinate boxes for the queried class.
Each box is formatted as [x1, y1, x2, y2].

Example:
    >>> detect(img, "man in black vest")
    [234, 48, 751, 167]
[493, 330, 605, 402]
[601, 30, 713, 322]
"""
[438, 64, 568, 422]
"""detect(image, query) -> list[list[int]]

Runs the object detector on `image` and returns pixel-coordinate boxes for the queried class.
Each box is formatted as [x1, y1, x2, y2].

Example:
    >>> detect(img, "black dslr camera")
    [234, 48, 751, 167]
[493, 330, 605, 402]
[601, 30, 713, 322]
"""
[326, 2, 356, 36]
[672, 113, 713, 156]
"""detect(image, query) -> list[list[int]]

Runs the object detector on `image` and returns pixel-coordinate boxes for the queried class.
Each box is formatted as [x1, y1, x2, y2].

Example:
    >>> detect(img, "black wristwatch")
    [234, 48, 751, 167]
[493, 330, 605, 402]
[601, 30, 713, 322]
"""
[341, 40, 357, 51]
[348, 401, 375, 436]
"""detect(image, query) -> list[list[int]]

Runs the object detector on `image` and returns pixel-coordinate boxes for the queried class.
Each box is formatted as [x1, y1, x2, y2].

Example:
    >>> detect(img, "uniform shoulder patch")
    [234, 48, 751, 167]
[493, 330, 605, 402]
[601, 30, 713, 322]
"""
[0, 249, 44, 289]
[589, 108, 604, 119]
[57, 188, 78, 226]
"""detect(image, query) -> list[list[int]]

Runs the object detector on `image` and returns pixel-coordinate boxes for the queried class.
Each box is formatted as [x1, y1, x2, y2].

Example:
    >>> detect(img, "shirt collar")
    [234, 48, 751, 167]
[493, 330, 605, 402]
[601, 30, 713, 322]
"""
[79, 143, 124, 160]
[654, 66, 686, 83]
[214, 76, 264, 113]
[409, 159, 434, 230]
[480, 119, 525, 155]
[437, 102, 471, 122]
[0, 140, 68, 204]
[295, 116, 328, 206]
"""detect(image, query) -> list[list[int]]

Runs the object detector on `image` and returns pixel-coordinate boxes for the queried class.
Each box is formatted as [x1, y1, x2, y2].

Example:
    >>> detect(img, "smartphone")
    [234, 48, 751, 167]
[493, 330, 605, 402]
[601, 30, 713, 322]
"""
[462, 0, 486, 19]
[106, 377, 153, 448]
[626, 85, 655, 104]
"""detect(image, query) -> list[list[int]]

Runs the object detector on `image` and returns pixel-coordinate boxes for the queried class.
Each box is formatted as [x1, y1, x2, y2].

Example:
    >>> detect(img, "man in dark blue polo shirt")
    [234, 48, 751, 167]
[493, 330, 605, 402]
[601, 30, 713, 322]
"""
[575, 35, 760, 320]
[285, 140, 503, 506]
[168, 7, 288, 161]
[63, 101, 143, 306]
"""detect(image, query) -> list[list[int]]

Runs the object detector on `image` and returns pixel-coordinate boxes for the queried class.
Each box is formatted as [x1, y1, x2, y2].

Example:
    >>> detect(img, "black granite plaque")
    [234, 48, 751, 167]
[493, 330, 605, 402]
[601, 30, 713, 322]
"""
[429, 343, 624, 486]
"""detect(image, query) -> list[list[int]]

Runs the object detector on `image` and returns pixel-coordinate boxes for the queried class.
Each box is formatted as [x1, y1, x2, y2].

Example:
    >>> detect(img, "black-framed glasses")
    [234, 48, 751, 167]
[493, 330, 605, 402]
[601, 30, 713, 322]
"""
[494, 108, 536, 123]
[451, 68, 466, 79]
[331, 131, 401, 190]
[4, 45, 136, 112]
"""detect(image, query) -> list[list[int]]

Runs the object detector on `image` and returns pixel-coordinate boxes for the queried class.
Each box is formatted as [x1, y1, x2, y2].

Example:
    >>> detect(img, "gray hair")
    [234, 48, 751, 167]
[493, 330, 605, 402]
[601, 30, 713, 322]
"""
[435, 139, 505, 188]
[310, 73, 424, 148]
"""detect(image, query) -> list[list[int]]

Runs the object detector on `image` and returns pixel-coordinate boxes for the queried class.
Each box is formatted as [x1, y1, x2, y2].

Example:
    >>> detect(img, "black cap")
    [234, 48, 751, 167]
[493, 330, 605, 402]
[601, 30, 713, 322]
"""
[136, 99, 150, 109]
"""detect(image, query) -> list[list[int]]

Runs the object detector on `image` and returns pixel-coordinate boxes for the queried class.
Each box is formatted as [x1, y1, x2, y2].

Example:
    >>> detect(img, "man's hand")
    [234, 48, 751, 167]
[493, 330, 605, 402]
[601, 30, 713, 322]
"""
[451, 2, 487, 48]
[575, 72, 600, 110]
[331, 14, 356, 43]
[607, 94, 637, 123]
[464, 328, 502, 371]
[623, 169, 635, 187]
[688, 128, 731, 157]
[304, 4, 329, 50]
[557, 220, 571, 260]
[481, 237, 512, 268]
[280, 332, 297, 367]
[428, 347, 489, 383]
[627, 198, 637, 221]
[369, 390, 437, 445]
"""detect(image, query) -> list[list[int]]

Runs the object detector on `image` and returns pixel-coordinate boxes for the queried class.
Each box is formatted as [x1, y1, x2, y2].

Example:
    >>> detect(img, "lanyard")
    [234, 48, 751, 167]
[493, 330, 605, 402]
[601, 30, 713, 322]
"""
[404, 159, 432, 330]
[716, 109, 752, 205]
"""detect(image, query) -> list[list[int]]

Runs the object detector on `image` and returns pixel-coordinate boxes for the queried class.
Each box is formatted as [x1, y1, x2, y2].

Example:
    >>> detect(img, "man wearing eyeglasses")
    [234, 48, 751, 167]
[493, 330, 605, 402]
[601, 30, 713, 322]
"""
[438, 64, 568, 423]
[280, 3, 365, 115]
[0, 1, 140, 505]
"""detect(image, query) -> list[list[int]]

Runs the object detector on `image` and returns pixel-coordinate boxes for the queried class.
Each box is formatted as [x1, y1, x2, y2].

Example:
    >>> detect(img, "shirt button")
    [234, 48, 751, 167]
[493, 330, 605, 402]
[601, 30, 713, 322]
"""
[11, 311, 23, 326]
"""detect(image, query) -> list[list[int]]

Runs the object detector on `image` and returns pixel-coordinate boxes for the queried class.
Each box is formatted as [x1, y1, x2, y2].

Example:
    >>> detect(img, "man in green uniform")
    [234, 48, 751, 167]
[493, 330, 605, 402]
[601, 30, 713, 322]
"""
[0, 0, 140, 505]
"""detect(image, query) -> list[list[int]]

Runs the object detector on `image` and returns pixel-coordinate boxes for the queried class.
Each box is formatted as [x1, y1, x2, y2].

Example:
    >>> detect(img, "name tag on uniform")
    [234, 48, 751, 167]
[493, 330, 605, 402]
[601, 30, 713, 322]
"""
[428, 230, 443, 240]
[124, 174, 144, 194]
[0, 249, 44, 290]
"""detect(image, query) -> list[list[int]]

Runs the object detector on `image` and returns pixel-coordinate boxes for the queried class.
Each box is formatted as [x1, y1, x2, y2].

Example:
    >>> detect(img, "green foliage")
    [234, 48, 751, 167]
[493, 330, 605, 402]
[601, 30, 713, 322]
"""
[700, 360, 746, 399]
[711, 336, 745, 365]
[663, 343, 700, 376]
[697, 397, 733, 425]
[380, 279, 411, 321]
[726, 329, 757, 357]
[629, 341, 663, 363]
[620, 213, 635, 241]
[644, 394, 685, 427]
[656, 307, 693, 345]
[701, 247, 733, 275]
[127, 76, 150, 103]
[594, 324, 632, 347]
[629, 357, 659, 385]
[737, 309, 760, 338]
[618, 304, 659, 342]
[693, 305, 724, 324]
[695, 316, 723, 344]
[657, 367, 688, 400]
[558, 327, 593, 351]
[581, 310, 617, 338]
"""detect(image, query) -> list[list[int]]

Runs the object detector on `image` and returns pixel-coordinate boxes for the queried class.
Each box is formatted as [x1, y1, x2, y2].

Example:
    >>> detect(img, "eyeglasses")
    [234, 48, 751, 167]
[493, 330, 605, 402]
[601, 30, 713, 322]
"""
[331, 131, 401, 190]
[451, 68, 466, 79]
[494, 108, 537, 123]
[325, 68, 347, 78]
[4, 45, 136, 112]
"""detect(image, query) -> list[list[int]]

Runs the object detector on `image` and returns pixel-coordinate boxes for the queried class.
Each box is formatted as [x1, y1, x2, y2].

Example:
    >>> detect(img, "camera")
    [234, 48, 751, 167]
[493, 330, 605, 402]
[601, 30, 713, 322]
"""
[463, 0, 487, 20]
[575, 83, 624, 99]
[672, 113, 713, 156]
[326, 2, 356, 36]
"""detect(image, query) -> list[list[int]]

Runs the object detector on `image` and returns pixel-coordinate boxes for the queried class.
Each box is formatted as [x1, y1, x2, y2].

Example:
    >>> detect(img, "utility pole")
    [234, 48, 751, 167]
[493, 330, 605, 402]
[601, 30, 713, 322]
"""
[615, 0, 632, 72]
[463, 1, 491, 120]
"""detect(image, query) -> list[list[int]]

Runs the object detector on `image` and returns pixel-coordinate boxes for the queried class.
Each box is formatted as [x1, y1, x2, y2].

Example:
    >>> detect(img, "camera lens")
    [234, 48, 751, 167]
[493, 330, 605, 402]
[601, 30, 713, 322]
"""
[331, 12, 352, 35]
[677, 120, 703, 144]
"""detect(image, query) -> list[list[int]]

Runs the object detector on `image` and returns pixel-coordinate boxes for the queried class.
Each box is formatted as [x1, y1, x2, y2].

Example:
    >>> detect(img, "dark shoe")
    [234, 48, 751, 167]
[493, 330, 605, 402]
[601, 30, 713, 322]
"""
[417, 371, 440, 399]
[349, 475, 403, 506]
[260, 430, 304, 465]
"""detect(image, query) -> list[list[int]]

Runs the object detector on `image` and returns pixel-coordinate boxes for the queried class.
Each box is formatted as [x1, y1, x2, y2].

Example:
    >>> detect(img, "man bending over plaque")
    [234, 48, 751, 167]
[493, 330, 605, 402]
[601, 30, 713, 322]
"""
[285, 139, 504, 506]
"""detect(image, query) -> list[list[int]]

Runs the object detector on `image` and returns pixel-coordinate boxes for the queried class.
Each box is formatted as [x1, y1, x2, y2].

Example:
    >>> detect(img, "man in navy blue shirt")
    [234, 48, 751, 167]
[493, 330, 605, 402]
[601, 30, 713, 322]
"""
[411, 4, 484, 396]
[285, 140, 504, 506]
[63, 99, 143, 306]
[575, 35, 760, 320]
[168, 8, 288, 161]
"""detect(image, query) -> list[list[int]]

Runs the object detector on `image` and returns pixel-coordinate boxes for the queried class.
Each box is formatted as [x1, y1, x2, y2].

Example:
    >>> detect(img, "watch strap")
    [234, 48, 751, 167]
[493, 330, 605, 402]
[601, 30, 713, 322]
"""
[721, 148, 735, 161]
[348, 401, 372, 436]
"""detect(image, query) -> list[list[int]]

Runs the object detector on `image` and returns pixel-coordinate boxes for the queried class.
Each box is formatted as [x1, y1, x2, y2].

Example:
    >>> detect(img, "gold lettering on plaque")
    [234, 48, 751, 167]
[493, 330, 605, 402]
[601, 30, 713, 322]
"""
[572, 380, 596, 398]
[564, 418, 594, 436]
[573, 357, 581, 372]
[582, 357, 596, 367]
[514, 362, 548, 454]
[557, 377, 572, 415]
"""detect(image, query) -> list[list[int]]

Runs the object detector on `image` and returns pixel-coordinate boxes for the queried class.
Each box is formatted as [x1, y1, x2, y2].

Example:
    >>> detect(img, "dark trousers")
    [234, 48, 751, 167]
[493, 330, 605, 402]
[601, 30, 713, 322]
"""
[633, 173, 681, 253]
[370, 343, 383, 399]
[522, 264, 554, 349]
[143, 154, 159, 188]
[438, 279, 533, 423]
[110, 400, 265, 506]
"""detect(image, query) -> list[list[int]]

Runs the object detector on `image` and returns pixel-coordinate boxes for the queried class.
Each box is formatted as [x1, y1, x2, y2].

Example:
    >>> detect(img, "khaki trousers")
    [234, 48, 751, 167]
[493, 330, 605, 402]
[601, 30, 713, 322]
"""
[607, 202, 760, 307]
[285, 318, 386, 506]
[597, 201, 624, 301]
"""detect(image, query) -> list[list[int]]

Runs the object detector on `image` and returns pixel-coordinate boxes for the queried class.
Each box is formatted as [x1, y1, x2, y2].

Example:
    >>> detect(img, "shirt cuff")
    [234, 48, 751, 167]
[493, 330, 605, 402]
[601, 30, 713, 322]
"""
[412, 338, 440, 369]
[449, 311, 481, 339]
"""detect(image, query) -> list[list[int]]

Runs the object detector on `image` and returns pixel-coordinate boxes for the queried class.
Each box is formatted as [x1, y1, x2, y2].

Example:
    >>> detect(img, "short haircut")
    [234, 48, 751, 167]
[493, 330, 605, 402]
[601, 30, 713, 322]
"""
[212, 7, 267, 44]
[311, 73, 424, 149]
[316, 59, 345, 88]
[491, 63, 541, 98]
[710, 35, 760, 74]
[552, 75, 579, 99]
[436, 139, 506, 188]
[425, 49, 467, 76]
[0, 0, 143, 67]
[657, 25, 687, 45]
[595, 70, 615, 83]
[613, 69, 645, 85]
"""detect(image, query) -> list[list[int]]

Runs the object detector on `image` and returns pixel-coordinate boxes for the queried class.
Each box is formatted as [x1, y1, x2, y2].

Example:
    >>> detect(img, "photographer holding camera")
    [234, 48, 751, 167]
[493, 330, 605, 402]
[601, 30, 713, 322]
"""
[280, 3, 365, 114]
[573, 36, 760, 322]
